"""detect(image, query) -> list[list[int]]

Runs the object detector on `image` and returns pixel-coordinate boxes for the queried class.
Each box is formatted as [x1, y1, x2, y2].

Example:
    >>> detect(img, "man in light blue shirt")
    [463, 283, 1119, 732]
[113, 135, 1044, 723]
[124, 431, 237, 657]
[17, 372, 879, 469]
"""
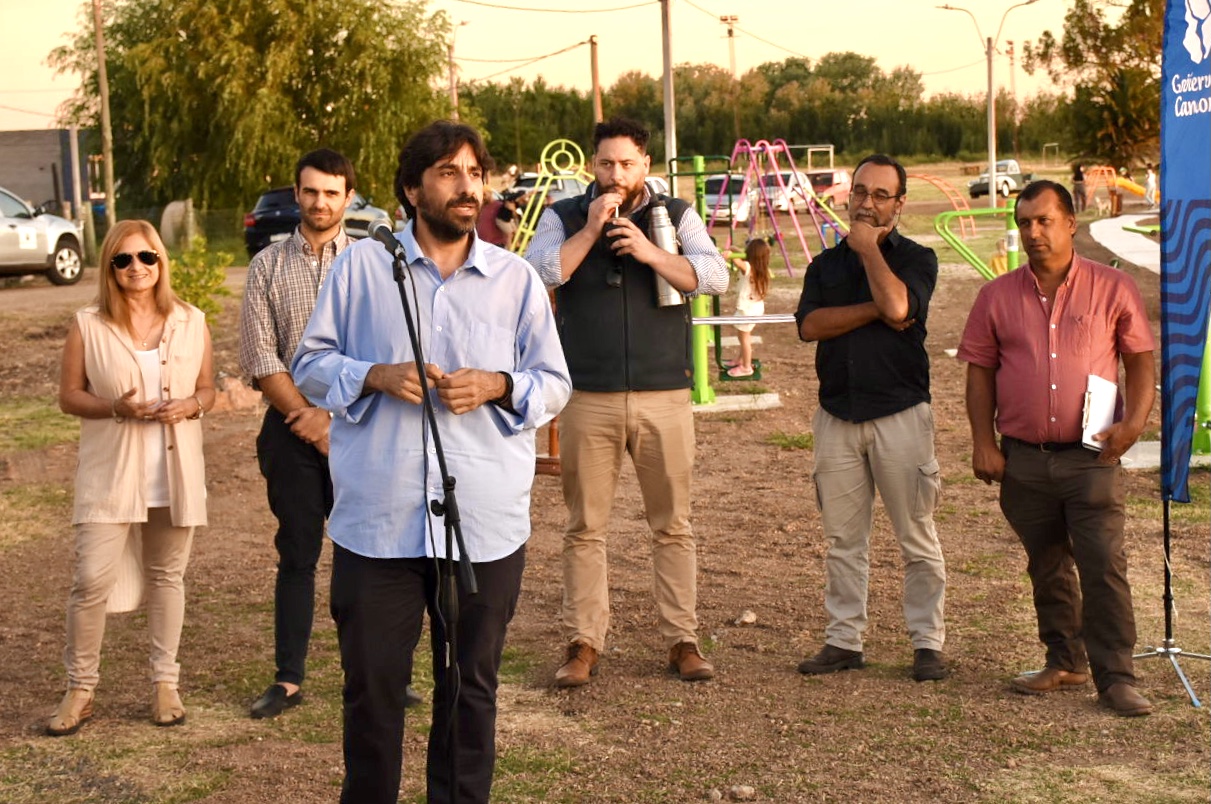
[292, 121, 570, 804]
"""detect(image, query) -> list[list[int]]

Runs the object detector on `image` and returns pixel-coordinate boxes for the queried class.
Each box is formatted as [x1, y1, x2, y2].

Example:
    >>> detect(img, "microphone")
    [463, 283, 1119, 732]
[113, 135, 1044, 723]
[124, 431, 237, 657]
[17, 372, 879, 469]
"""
[368, 219, 404, 260]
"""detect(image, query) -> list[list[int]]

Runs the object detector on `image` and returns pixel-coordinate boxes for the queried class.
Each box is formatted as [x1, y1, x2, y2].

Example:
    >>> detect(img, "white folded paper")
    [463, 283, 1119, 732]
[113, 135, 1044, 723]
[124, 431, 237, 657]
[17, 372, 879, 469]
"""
[1081, 374, 1118, 451]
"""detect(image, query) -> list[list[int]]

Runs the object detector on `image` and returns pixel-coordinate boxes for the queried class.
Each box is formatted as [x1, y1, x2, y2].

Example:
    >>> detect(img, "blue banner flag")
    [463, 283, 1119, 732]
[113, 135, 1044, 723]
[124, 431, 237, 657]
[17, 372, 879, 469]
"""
[1160, 0, 1211, 503]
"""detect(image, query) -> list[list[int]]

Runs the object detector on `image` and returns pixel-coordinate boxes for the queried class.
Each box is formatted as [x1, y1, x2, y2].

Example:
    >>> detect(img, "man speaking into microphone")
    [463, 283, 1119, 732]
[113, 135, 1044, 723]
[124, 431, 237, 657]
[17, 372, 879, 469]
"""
[292, 120, 570, 804]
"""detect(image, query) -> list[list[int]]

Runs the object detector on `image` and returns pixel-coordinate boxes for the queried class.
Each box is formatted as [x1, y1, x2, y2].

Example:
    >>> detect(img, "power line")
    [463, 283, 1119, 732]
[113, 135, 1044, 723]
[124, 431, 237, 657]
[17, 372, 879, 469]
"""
[466, 39, 589, 82]
[457, 53, 560, 64]
[681, 0, 808, 59]
[921, 58, 985, 76]
[450, 0, 654, 12]
[0, 103, 57, 118]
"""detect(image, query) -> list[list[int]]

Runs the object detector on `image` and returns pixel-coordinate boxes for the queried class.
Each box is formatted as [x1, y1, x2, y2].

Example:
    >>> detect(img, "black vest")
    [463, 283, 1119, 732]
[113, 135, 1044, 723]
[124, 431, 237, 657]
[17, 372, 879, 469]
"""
[552, 189, 693, 391]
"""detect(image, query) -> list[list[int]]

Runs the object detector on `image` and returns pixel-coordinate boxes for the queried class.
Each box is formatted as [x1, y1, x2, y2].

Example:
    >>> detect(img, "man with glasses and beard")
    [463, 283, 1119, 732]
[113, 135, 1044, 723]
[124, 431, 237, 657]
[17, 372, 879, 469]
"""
[525, 117, 728, 688]
[239, 148, 354, 720]
[794, 154, 949, 683]
[292, 121, 570, 804]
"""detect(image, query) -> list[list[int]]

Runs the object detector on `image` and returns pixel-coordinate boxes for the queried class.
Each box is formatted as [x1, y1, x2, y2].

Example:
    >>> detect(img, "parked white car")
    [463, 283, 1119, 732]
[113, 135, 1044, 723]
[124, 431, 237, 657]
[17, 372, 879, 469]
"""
[703, 174, 754, 222]
[759, 170, 810, 212]
[0, 185, 84, 285]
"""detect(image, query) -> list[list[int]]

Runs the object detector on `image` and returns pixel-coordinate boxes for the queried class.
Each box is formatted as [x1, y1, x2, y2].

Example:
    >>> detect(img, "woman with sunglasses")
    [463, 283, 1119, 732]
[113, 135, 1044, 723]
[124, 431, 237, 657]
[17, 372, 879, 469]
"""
[47, 220, 215, 736]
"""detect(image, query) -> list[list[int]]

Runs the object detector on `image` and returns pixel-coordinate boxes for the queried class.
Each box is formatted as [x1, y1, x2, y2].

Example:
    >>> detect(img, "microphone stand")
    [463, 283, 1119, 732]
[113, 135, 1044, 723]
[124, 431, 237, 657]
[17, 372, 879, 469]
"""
[385, 241, 479, 803]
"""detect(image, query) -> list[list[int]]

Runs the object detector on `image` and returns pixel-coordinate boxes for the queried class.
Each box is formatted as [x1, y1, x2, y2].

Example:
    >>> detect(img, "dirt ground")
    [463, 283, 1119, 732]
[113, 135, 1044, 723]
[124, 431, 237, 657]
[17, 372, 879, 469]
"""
[0, 216, 1208, 803]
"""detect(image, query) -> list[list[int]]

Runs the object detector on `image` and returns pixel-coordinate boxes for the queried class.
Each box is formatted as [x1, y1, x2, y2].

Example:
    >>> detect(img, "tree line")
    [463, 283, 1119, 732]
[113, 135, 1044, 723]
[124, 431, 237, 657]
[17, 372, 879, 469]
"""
[50, 0, 1159, 213]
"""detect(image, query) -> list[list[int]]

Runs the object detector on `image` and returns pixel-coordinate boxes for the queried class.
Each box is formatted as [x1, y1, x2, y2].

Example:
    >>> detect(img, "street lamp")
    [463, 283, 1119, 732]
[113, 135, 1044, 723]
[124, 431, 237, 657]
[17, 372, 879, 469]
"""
[719, 15, 739, 140]
[938, 0, 1038, 209]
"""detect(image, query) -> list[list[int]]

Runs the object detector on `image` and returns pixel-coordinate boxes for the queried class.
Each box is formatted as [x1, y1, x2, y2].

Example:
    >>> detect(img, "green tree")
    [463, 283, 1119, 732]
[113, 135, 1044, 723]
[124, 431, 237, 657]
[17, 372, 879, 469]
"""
[50, 0, 448, 210]
[1022, 0, 1163, 165]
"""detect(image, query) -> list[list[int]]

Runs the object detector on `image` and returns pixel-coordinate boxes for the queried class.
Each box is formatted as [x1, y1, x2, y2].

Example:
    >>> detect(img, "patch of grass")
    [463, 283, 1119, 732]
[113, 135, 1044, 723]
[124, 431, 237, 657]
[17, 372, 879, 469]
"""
[766, 430, 813, 450]
[944, 472, 982, 486]
[954, 553, 1015, 580]
[499, 645, 538, 685]
[0, 482, 72, 549]
[491, 746, 578, 801]
[0, 396, 78, 452]
[934, 503, 958, 522]
[1127, 475, 1210, 529]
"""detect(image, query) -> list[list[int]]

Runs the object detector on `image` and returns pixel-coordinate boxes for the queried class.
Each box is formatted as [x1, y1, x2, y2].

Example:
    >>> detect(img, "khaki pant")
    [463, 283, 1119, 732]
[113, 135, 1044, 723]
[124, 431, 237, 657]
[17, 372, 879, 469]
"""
[64, 507, 194, 690]
[812, 403, 946, 652]
[559, 389, 699, 651]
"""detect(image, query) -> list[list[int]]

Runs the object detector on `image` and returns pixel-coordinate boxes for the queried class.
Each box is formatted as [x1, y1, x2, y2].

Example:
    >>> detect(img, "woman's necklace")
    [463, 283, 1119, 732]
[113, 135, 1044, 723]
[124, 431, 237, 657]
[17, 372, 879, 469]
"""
[131, 314, 162, 348]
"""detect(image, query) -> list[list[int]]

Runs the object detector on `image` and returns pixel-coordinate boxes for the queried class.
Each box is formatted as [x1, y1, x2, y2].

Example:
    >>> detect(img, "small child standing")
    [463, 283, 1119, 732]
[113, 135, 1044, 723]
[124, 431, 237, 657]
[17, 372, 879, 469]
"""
[728, 239, 771, 378]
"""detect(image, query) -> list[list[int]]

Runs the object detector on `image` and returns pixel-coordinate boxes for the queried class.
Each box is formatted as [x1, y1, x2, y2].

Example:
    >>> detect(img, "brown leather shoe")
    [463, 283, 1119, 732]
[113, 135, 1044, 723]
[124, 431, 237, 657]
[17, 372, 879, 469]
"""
[152, 682, 186, 727]
[1098, 683, 1153, 717]
[1010, 667, 1090, 695]
[797, 644, 865, 675]
[46, 688, 94, 737]
[668, 641, 714, 681]
[554, 641, 598, 688]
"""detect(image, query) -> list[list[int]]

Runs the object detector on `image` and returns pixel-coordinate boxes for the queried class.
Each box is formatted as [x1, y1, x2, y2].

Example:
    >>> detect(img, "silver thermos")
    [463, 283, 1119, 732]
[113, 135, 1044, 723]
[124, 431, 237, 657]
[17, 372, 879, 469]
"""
[649, 201, 685, 307]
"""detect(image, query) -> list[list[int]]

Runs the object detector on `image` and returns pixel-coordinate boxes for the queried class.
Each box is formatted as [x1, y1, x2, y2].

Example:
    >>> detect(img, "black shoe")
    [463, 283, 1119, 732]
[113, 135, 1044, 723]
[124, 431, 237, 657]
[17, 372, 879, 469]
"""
[404, 685, 423, 708]
[911, 649, 949, 682]
[250, 684, 303, 719]
[797, 644, 865, 675]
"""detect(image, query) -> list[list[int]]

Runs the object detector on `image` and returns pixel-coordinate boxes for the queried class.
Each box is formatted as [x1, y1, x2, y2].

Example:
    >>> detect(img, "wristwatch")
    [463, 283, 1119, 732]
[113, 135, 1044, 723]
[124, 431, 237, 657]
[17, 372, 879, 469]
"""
[492, 372, 515, 412]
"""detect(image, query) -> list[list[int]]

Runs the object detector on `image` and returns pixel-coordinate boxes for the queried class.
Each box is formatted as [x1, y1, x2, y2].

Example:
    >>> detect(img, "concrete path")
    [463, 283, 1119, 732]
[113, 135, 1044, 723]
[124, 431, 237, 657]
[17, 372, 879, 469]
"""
[1089, 214, 1160, 274]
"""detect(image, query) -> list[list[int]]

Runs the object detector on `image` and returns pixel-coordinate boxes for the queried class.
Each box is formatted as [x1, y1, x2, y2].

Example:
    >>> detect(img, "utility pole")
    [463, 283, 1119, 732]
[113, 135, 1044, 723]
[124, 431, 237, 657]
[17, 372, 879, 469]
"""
[720, 15, 739, 141]
[590, 35, 603, 123]
[660, 0, 678, 197]
[1007, 39, 1020, 157]
[986, 35, 996, 209]
[91, 0, 116, 229]
[448, 21, 468, 121]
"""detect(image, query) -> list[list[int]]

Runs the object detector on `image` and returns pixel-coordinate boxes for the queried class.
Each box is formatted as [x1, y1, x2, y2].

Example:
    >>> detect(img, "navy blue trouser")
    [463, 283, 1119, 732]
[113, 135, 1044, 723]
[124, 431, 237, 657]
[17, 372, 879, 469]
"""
[256, 407, 332, 687]
[331, 542, 525, 804]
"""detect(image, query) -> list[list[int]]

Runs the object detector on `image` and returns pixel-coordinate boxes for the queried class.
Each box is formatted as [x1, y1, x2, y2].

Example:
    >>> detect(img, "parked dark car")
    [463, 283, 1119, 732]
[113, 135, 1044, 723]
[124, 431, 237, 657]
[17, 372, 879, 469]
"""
[243, 187, 391, 258]
[0, 185, 83, 285]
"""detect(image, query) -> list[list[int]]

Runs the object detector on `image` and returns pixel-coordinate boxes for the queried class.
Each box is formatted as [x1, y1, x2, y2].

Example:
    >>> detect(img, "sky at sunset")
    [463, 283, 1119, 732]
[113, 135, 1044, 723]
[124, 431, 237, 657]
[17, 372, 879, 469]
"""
[2, 0, 1076, 131]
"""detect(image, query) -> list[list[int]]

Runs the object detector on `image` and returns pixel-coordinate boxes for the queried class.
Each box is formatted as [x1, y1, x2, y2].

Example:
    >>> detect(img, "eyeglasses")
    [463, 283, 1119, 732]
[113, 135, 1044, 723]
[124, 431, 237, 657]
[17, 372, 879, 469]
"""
[111, 250, 160, 270]
[851, 188, 902, 205]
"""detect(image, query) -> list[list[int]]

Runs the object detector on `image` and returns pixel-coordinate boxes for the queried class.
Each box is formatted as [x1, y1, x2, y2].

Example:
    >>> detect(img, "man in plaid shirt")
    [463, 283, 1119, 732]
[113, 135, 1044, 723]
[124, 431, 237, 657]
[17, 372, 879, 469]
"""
[238, 148, 353, 720]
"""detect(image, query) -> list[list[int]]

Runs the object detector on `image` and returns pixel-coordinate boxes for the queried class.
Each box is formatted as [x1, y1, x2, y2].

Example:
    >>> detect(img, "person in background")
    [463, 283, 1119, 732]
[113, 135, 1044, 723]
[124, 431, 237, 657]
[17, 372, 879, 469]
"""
[958, 180, 1156, 717]
[525, 117, 728, 687]
[1071, 164, 1086, 214]
[239, 148, 354, 720]
[1143, 163, 1158, 209]
[726, 238, 771, 378]
[476, 184, 508, 248]
[794, 153, 948, 683]
[48, 220, 214, 736]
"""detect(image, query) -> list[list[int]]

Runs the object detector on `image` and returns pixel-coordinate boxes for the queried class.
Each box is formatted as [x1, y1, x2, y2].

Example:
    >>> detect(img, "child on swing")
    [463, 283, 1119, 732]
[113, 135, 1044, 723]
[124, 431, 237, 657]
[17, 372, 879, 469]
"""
[727, 238, 771, 378]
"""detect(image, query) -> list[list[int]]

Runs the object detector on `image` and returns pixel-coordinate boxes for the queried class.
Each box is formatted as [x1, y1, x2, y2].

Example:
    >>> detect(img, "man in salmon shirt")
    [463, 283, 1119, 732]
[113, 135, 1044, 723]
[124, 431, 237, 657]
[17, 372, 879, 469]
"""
[957, 180, 1157, 717]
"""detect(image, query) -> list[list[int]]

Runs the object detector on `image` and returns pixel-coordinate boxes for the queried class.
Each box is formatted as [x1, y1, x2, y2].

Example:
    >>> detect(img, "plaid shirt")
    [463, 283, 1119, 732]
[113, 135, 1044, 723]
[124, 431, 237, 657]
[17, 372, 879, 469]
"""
[238, 228, 350, 386]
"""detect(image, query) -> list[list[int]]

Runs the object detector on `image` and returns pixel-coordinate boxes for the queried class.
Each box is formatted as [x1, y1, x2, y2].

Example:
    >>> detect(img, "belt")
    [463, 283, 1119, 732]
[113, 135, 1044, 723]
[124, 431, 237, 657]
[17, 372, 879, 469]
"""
[1004, 436, 1084, 453]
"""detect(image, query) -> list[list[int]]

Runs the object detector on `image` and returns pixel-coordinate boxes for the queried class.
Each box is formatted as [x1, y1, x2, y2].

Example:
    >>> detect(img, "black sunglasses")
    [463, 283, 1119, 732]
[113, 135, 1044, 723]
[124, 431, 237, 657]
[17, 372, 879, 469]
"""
[111, 250, 159, 270]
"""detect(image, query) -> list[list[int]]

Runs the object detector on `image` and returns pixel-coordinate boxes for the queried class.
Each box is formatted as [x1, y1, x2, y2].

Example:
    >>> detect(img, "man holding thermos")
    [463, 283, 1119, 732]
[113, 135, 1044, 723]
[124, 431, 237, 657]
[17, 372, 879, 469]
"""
[525, 117, 728, 687]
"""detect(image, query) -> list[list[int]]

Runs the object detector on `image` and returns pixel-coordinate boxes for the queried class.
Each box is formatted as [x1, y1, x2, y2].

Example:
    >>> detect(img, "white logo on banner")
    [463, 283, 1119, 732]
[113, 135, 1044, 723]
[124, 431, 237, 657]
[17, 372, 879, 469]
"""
[1186, 0, 1211, 63]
